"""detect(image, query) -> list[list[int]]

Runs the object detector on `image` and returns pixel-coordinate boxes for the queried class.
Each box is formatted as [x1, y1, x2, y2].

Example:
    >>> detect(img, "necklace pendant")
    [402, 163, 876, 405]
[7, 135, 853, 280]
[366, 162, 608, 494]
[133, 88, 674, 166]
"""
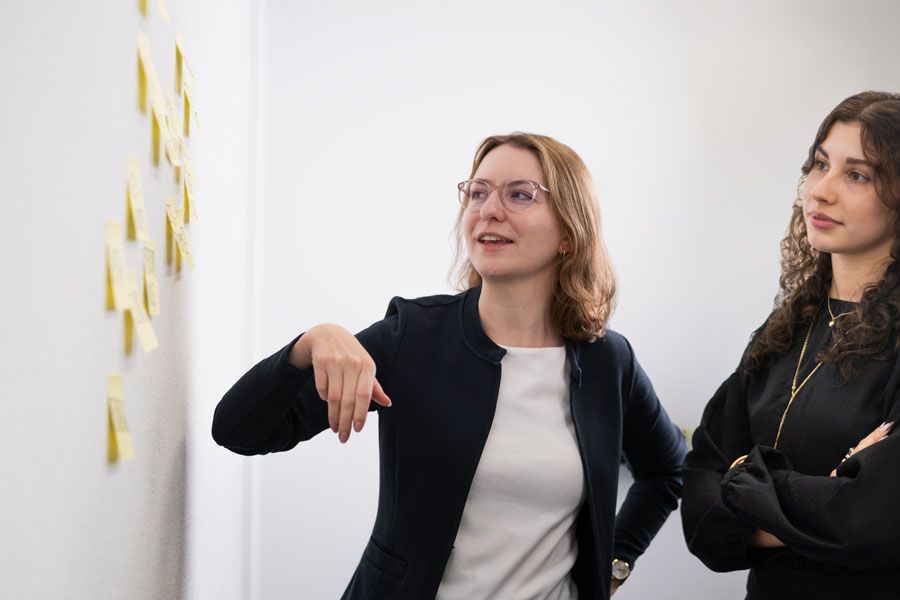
[829, 320, 835, 327]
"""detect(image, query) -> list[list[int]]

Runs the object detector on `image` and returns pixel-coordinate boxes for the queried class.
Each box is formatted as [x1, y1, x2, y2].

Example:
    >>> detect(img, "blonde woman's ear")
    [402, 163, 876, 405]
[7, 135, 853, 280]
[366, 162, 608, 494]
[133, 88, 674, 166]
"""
[559, 240, 571, 255]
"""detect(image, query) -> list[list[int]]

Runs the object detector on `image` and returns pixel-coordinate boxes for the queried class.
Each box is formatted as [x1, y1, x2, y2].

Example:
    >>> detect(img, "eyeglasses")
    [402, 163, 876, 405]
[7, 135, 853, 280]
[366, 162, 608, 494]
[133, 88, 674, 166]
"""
[457, 179, 550, 213]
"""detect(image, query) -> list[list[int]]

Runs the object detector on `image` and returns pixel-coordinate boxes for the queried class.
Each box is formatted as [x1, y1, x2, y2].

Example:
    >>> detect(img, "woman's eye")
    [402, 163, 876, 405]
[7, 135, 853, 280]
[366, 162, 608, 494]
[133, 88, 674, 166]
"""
[848, 171, 871, 184]
[470, 190, 488, 200]
[815, 159, 828, 171]
[509, 191, 534, 202]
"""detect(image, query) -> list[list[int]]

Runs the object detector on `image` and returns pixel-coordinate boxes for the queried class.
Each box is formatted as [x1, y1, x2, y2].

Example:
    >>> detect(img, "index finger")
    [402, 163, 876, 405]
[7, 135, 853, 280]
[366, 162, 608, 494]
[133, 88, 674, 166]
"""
[352, 363, 377, 433]
[855, 421, 893, 454]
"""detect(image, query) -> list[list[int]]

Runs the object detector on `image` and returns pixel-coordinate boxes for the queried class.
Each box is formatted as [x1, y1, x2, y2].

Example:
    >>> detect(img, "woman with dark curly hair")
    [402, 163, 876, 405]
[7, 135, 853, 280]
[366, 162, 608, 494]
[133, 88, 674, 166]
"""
[681, 91, 900, 599]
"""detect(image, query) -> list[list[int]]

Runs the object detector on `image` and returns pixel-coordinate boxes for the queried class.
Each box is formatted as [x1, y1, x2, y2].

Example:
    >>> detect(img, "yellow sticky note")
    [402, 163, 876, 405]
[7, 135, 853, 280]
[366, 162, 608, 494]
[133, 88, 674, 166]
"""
[125, 159, 150, 242]
[137, 32, 162, 114]
[108, 374, 134, 462]
[173, 137, 184, 184]
[137, 53, 148, 112]
[143, 241, 160, 316]
[183, 177, 196, 222]
[139, 32, 168, 161]
[163, 93, 183, 168]
[106, 221, 128, 310]
[155, 0, 171, 22]
[175, 33, 186, 94]
[125, 272, 159, 354]
[165, 197, 175, 265]
[149, 81, 167, 122]
[165, 197, 195, 269]
[124, 307, 134, 354]
[182, 89, 191, 137]
[175, 208, 184, 271]
[182, 72, 200, 136]
[182, 155, 198, 222]
[175, 34, 202, 136]
[151, 105, 162, 166]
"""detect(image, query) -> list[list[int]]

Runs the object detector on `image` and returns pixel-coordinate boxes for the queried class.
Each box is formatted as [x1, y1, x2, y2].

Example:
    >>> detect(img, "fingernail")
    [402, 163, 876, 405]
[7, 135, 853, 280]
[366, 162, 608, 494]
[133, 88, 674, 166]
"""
[329, 420, 337, 433]
[353, 420, 362, 432]
[883, 421, 894, 431]
[339, 431, 349, 443]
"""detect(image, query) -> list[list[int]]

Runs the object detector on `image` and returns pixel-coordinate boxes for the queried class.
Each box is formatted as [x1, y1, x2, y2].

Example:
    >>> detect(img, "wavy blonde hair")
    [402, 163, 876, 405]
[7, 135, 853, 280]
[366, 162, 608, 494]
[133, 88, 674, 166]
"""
[451, 133, 617, 341]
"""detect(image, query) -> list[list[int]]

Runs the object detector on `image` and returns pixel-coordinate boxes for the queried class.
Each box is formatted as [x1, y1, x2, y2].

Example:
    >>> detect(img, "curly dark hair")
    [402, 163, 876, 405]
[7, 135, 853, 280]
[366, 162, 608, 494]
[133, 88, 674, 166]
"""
[747, 91, 900, 378]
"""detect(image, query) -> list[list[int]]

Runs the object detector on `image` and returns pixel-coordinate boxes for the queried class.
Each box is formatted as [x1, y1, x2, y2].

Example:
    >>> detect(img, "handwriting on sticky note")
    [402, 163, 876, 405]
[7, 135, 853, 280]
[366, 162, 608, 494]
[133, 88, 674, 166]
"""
[125, 159, 150, 242]
[108, 373, 135, 462]
[143, 241, 160, 316]
[165, 197, 195, 269]
[106, 221, 128, 310]
[125, 272, 159, 354]
[182, 72, 200, 136]
[181, 153, 198, 222]
[163, 93, 183, 168]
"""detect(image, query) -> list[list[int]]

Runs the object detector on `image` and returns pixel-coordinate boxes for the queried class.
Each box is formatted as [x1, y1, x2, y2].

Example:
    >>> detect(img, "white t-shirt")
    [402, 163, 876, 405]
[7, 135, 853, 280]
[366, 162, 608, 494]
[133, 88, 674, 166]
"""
[436, 345, 585, 600]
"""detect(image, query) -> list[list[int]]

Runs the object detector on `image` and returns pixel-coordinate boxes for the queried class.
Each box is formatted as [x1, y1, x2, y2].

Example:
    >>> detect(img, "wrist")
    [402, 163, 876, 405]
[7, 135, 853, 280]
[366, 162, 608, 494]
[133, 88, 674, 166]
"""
[288, 331, 315, 369]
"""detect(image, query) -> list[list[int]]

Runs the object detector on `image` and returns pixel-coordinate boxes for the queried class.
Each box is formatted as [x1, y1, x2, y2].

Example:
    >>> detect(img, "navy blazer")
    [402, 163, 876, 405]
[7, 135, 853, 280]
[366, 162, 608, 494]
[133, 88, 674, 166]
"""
[213, 287, 687, 599]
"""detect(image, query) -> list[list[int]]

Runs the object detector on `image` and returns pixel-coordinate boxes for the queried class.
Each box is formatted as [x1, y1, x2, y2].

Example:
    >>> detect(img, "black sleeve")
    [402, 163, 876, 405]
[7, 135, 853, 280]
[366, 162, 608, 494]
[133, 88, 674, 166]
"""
[614, 342, 689, 567]
[211, 300, 404, 455]
[722, 421, 900, 570]
[680, 370, 758, 572]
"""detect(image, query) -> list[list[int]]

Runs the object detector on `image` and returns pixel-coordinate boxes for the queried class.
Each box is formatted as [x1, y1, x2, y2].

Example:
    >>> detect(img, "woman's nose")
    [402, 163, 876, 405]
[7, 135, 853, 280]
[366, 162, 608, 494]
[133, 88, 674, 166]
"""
[809, 172, 839, 204]
[479, 189, 506, 220]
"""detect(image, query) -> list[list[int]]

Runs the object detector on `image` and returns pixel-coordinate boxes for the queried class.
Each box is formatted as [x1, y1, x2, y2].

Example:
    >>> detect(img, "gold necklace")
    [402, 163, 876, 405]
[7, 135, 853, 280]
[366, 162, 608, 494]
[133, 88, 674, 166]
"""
[773, 312, 824, 448]
[827, 297, 853, 327]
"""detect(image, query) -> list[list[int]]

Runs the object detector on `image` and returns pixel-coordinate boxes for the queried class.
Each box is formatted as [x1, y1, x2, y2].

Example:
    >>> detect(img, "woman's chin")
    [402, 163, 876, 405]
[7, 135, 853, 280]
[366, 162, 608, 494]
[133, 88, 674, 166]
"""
[475, 268, 512, 281]
[806, 233, 840, 255]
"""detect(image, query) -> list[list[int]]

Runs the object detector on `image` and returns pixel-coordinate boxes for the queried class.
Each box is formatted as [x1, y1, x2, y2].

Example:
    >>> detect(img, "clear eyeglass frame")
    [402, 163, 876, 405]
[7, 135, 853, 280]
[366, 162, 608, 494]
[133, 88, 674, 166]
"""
[457, 178, 551, 213]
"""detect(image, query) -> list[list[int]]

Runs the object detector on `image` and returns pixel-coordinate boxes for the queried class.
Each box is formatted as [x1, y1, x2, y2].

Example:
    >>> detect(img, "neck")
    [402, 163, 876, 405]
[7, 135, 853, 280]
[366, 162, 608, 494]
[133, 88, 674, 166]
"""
[829, 249, 891, 301]
[478, 278, 562, 348]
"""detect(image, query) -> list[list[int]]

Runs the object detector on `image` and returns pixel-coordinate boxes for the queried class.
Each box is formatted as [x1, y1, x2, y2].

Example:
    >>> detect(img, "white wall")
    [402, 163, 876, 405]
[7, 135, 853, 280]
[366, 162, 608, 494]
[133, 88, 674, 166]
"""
[0, 1, 257, 599]
[255, 1, 900, 599]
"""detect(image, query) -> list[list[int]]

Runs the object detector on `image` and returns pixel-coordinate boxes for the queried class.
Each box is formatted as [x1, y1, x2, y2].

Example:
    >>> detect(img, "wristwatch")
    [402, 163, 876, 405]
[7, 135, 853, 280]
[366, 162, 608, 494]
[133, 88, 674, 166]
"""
[611, 558, 631, 582]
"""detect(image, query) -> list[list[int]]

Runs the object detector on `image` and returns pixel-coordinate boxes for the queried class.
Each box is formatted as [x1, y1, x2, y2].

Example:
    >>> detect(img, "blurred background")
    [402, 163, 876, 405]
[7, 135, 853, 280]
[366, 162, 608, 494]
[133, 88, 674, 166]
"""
[3, 1, 900, 598]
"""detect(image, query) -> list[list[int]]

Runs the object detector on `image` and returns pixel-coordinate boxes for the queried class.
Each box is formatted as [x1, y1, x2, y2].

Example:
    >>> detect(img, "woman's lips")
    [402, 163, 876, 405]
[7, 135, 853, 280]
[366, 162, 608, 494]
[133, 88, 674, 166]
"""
[477, 239, 513, 251]
[809, 212, 841, 229]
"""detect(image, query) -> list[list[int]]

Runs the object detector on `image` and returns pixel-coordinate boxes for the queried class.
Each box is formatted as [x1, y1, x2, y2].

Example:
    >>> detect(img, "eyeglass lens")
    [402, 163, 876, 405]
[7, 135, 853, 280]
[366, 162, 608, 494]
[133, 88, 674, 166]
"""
[461, 180, 538, 212]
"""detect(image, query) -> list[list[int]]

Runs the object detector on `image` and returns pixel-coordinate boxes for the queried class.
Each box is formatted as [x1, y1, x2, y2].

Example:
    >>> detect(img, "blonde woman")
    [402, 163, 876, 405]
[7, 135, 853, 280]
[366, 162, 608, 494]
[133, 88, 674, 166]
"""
[213, 133, 687, 600]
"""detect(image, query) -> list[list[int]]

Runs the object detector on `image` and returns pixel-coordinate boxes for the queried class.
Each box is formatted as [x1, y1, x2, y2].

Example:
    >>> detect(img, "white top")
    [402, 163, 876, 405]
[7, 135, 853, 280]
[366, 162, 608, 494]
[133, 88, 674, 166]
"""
[436, 345, 585, 600]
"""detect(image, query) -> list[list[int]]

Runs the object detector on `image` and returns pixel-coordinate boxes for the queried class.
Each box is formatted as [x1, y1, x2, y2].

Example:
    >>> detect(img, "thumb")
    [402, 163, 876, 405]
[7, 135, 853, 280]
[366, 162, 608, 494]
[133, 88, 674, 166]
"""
[372, 379, 392, 407]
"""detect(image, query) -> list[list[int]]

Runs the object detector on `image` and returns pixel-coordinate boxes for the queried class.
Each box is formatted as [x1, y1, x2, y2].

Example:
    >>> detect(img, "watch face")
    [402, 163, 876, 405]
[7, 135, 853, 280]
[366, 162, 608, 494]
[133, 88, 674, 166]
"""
[611, 560, 630, 580]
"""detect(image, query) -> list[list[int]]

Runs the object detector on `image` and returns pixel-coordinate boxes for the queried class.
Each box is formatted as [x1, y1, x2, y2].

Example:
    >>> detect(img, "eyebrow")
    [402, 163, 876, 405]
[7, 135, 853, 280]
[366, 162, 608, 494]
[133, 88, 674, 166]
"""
[815, 146, 875, 169]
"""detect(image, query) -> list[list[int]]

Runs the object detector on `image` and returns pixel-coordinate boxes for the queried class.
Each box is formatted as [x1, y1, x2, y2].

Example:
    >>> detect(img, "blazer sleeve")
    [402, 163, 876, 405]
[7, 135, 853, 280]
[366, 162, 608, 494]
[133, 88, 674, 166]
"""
[721, 404, 900, 570]
[211, 299, 405, 455]
[614, 341, 689, 568]
[680, 369, 758, 572]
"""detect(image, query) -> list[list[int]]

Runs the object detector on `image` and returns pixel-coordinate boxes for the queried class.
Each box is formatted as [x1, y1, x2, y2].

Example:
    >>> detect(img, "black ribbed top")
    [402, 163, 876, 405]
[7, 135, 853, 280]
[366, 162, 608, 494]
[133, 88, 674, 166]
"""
[681, 298, 900, 599]
[748, 299, 893, 471]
